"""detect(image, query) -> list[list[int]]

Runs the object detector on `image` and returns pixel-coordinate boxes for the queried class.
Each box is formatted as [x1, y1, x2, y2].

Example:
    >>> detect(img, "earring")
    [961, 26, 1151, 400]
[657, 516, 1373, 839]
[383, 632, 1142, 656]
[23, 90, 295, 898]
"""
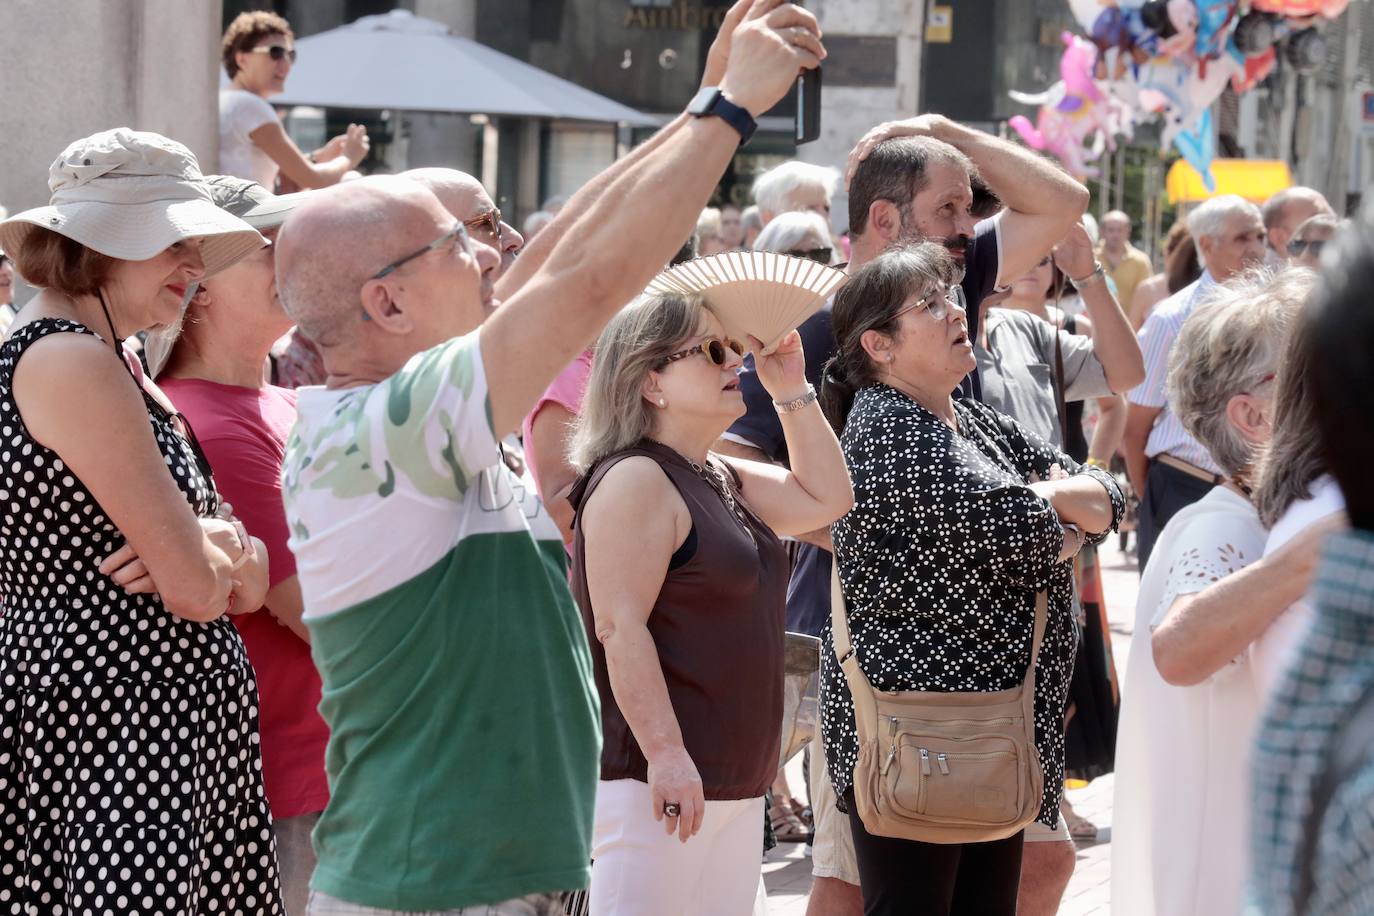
[887, 354, 895, 363]
[658, 398, 666, 407]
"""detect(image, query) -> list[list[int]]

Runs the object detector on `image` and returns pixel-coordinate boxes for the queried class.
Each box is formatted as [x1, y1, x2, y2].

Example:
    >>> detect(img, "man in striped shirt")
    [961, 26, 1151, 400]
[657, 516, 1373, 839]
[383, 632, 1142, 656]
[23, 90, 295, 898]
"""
[1123, 194, 1266, 569]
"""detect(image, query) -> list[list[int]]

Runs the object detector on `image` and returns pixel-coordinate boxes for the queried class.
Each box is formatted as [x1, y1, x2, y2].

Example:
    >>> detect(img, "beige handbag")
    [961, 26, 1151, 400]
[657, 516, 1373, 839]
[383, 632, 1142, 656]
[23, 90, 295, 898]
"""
[830, 568, 1047, 844]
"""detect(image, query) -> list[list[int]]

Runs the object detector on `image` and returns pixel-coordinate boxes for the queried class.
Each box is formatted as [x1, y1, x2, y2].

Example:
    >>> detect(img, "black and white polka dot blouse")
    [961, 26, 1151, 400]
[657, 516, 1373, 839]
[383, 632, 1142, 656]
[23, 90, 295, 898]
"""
[820, 384, 1124, 826]
[0, 319, 283, 914]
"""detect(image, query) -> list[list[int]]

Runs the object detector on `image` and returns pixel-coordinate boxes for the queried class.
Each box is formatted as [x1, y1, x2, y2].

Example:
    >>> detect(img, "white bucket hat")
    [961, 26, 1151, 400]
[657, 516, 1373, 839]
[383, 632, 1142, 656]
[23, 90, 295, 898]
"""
[0, 128, 265, 279]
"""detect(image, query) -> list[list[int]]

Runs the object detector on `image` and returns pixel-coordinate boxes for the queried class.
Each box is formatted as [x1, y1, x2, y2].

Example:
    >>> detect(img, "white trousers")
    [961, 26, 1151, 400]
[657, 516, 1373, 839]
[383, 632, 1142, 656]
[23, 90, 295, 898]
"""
[589, 778, 765, 916]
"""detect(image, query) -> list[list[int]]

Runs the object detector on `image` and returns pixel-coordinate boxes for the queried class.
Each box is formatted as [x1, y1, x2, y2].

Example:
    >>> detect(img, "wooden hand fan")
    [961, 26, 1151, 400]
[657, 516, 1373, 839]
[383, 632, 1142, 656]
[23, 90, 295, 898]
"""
[645, 251, 847, 353]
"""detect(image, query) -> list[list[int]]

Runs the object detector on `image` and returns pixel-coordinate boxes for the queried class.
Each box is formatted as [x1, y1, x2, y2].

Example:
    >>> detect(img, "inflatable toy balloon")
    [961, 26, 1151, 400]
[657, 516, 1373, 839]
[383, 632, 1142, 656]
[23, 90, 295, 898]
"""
[1231, 45, 1277, 91]
[1250, 0, 1349, 18]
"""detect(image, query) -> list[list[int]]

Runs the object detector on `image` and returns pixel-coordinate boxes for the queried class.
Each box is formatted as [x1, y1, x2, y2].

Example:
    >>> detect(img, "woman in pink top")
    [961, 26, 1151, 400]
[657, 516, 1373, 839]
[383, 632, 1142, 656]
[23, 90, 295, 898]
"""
[524, 349, 595, 544]
[150, 175, 329, 915]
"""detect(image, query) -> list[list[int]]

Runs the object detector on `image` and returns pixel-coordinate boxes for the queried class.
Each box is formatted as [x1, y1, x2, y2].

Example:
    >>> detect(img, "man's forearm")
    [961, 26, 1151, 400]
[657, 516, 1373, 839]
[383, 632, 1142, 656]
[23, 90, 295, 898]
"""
[1122, 421, 1149, 497]
[495, 115, 690, 299]
[932, 119, 1087, 217]
[1081, 281, 1145, 392]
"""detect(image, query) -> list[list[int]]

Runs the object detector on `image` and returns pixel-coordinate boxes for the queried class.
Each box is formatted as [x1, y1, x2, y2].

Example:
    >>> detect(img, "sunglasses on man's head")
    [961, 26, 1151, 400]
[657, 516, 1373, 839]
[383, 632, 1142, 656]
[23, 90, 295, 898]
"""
[1288, 238, 1327, 257]
[788, 247, 832, 265]
[658, 336, 745, 369]
[249, 44, 297, 63]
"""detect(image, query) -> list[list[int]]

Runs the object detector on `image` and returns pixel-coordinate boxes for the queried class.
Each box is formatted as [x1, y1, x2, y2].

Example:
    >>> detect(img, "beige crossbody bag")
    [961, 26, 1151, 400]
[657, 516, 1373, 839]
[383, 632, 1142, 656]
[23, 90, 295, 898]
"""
[830, 568, 1047, 844]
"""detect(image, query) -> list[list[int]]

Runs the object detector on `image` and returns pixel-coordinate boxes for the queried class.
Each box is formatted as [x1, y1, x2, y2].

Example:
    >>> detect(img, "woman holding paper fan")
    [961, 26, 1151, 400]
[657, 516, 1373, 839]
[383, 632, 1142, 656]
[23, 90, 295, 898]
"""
[568, 287, 852, 916]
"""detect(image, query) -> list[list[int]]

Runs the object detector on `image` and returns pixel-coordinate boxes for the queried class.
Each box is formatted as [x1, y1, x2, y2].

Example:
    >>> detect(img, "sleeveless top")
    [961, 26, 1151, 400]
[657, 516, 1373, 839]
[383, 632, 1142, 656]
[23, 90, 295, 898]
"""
[0, 319, 282, 912]
[569, 439, 789, 800]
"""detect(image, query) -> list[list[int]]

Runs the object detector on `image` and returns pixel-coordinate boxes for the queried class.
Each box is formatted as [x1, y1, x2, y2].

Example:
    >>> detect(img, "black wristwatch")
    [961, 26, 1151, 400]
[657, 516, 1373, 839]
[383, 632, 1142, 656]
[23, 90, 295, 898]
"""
[687, 87, 757, 145]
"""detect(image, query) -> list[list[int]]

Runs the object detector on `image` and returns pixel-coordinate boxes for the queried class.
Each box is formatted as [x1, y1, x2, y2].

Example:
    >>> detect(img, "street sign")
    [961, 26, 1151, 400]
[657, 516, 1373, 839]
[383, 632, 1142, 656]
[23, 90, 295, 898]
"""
[927, 5, 953, 43]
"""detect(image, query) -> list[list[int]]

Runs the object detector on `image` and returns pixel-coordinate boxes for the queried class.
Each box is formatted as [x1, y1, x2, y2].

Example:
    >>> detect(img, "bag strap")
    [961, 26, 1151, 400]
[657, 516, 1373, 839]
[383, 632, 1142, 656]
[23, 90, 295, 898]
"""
[830, 565, 1048, 744]
[1052, 313, 1070, 446]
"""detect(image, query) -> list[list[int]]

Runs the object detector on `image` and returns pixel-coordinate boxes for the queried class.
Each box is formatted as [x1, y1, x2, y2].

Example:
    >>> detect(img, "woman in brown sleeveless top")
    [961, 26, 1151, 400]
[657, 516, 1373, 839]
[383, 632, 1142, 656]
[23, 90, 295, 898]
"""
[568, 291, 852, 916]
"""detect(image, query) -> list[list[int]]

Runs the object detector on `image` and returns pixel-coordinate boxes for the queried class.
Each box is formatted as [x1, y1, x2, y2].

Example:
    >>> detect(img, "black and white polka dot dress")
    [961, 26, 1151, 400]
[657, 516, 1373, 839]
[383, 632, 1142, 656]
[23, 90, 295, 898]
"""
[0, 320, 283, 914]
[820, 386, 1124, 827]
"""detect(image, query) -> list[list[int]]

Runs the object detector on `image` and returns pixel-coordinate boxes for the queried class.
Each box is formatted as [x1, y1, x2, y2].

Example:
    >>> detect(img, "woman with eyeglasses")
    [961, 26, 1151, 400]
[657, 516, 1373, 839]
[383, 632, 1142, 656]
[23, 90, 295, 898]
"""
[219, 11, 369, 193]
[567, 291, 852, 915]
[753, 208, 836, 265]
[818, 243, 1123, 915]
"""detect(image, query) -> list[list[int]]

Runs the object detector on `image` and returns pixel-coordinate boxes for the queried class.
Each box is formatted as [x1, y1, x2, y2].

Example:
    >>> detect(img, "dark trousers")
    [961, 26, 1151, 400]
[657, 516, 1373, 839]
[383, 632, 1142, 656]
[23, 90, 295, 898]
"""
[1137, 458, 1218, 570]
[844, 792, 1024, 916]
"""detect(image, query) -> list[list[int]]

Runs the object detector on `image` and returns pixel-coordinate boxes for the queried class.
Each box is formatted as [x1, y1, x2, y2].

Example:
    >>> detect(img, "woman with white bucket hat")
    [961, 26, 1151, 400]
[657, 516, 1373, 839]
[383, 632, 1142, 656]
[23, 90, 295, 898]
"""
[0, 128, 284, 912]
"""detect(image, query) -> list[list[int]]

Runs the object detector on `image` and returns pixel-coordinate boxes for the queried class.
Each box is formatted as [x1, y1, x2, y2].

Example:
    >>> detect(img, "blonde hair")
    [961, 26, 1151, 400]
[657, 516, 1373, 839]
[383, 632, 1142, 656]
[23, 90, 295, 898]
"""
[570, 293, 708, 472]
[1167, 267, 1314, 477]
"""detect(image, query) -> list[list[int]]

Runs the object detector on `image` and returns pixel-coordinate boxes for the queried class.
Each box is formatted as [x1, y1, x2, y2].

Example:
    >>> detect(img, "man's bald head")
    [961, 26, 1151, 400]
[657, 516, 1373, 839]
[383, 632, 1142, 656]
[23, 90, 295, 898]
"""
[1262, 187, 1334, 258]
[403, 167, 488, 221]
[276, 175, 450, 348]
[1101, 210, 1131, 251]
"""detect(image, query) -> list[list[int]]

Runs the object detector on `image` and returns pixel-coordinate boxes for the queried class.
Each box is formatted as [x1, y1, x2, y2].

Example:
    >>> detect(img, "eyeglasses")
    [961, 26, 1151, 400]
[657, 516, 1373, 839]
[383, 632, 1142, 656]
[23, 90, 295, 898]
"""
[892, 285, 961, 322]
[658, 336, 745, 369]
[1287, 238, 1327, 258]
[463, 207, 502, 241]
[788, 247, 833, 265]
[248, 44, 297, 63]
[371, 222, 472, 280]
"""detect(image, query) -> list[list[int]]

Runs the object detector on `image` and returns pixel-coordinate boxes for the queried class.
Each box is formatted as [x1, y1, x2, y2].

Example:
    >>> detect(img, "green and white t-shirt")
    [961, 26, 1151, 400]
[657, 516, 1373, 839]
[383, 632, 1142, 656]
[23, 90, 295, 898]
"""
[282, 331, 600, 911]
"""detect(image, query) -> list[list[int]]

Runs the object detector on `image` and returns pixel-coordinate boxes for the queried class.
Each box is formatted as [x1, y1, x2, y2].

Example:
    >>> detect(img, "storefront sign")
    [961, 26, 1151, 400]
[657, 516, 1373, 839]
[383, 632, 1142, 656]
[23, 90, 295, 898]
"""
[625, 1, 733, 29]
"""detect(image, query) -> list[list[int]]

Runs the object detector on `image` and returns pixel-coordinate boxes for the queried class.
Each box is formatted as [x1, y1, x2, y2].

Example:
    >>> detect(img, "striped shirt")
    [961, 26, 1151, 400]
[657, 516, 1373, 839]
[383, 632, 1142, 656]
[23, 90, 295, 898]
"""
[1129, 272, 1221, 474]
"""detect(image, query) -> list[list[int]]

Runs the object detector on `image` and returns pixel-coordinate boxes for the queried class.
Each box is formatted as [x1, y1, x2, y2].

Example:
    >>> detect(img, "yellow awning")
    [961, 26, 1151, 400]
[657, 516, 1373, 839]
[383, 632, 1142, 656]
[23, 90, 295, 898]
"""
[1166, 158, 1293, 204]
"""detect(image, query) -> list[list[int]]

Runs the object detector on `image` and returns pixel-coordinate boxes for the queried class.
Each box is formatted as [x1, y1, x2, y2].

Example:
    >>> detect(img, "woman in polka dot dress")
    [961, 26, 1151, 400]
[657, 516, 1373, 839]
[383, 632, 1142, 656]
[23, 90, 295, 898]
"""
[816, 245, 1124, 916]
[0, 130, 283, 914]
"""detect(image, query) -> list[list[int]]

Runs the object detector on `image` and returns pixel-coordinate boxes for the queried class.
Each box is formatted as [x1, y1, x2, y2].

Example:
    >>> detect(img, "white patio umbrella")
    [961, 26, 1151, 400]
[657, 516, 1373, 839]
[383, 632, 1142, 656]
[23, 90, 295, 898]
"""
[269, 8, 655, 126]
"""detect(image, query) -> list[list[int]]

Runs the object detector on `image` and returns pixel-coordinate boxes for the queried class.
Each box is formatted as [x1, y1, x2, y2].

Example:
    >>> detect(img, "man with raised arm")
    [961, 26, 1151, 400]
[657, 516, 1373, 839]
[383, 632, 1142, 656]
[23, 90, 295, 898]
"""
[271, 2, 823, 911]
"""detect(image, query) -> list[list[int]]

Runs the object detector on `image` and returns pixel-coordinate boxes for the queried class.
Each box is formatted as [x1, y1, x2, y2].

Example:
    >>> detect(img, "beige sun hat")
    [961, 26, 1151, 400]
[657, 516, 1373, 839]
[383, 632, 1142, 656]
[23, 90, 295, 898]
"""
[0, 128, 266, 279]
[143, 174, 308, 378]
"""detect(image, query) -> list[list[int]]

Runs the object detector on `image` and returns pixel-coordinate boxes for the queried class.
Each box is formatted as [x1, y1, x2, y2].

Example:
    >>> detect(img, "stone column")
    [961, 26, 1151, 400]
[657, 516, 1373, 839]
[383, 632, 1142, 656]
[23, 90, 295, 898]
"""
[0, 0, 222, 217]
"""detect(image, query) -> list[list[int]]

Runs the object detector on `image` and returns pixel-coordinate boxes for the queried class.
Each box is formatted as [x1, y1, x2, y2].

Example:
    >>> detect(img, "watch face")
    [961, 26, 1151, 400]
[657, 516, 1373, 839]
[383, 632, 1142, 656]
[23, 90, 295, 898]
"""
[688, 87, 722, 116]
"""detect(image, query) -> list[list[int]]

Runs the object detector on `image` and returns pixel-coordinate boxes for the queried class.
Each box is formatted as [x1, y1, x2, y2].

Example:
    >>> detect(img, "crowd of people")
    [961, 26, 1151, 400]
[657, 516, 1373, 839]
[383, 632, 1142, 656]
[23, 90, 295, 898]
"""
[0, 2, 1370, 916]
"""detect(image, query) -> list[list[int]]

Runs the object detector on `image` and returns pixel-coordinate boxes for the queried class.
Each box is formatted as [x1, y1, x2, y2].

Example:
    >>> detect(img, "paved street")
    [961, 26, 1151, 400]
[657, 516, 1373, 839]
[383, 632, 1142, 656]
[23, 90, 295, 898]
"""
[764, 535, 1142, 915]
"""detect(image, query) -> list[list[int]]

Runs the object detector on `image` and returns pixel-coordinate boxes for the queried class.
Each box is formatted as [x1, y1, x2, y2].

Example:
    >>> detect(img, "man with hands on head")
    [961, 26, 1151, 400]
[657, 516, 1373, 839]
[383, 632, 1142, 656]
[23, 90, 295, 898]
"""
[273, 2, 824, 914]
[845, 113, 1090, 399]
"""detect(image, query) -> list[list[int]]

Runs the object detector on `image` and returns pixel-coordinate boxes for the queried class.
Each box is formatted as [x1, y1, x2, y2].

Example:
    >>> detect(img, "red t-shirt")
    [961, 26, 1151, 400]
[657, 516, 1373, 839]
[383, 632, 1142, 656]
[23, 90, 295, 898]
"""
[160, 377, 330, 819]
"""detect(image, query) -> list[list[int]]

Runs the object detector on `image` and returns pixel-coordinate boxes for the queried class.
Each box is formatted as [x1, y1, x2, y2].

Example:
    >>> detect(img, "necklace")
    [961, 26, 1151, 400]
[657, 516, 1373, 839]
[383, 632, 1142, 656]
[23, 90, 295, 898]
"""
[652, 440, 756, 546]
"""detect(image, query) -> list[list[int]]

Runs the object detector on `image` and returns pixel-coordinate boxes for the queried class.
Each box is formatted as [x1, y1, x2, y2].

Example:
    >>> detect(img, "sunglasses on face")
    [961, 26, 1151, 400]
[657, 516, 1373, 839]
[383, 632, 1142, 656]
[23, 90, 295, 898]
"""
[658, 336, 745, 369]
[371, 222, 472, 280]
[249, 44, 297, 63]
[788, 247, 833, 265]
[893, 285, 961, 322]
[463, 207, 502, 241]
[1287, 238, 1327, 257]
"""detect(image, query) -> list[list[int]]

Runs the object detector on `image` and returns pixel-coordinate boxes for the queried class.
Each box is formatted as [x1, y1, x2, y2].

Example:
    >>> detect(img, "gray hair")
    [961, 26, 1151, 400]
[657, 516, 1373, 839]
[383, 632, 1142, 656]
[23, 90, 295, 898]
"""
[741, 205, 763, 234]
[1167, 267, 1313, 477]
[753, 210, 832, 255]
[1186, 194, 1261, 245]
[752, 160, 838, 218]
[696, 207, 722, 242]
[570, 292, 708, 472]
[1253, 276, 1324, 526]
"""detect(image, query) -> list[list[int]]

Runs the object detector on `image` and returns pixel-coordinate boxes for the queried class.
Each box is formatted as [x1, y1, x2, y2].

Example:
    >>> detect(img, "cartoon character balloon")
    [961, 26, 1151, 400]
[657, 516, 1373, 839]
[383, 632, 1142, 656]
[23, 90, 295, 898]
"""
[1008, 32, 1134, 177]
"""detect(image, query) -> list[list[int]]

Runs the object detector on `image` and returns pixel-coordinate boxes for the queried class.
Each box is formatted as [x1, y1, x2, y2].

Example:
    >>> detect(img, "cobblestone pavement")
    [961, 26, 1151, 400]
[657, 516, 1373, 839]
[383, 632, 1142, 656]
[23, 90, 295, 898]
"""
[764, 535, 1142, 915]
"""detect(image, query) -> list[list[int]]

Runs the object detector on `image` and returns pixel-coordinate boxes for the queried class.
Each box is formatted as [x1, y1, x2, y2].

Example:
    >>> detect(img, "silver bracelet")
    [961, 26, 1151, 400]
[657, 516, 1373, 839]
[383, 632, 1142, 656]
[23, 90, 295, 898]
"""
[1069, 263, 1105, 291]
[774, 384, 818, 413]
